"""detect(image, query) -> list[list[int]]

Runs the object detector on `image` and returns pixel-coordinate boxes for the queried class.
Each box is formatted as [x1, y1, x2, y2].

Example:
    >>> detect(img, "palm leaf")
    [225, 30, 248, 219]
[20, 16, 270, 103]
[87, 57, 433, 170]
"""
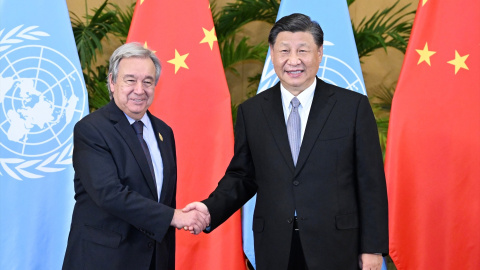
[107, 2, 135, 42]
[221, 36, 268, 74]
[84, 64, 110, 111]
[213, 0, 278, 108]
[353, 0, 415, 58]
[370, 85, 396, 159]
[214, 0, 279, 42]
[71, 0, 116, 69]
[373, 84, 395, 112]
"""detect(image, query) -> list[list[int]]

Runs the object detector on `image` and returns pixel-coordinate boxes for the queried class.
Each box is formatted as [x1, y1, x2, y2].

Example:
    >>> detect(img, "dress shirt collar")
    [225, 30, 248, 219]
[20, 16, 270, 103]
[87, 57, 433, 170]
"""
[124, 113, 153, 132]
[280, 78, 316, 110]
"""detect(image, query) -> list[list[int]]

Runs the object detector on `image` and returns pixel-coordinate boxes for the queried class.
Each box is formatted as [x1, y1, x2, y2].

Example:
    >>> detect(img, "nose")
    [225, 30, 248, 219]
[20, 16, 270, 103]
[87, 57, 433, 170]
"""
[287, 52, 301, 66]
[133, 81, 144, 94]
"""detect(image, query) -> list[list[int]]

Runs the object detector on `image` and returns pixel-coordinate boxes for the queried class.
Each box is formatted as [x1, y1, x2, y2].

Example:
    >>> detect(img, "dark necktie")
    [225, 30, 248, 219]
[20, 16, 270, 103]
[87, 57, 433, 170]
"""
[287, 97, 301, 166]
[132, 121, 156, 182]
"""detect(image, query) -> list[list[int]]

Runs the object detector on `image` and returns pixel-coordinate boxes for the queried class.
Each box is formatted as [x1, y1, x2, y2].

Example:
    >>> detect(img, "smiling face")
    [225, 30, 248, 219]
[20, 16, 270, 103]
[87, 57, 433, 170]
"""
[109, 57, 156, 120]
[270, 31, 323, 96]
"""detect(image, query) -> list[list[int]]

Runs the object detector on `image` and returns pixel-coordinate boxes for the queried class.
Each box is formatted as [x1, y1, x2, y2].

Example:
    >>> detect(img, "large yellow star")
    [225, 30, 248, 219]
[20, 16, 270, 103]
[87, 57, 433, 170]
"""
[200, 27, 218, 50]
[416, 42, 436, 66]
[167, 49, 189, 74]
[447, 50, 469, 74]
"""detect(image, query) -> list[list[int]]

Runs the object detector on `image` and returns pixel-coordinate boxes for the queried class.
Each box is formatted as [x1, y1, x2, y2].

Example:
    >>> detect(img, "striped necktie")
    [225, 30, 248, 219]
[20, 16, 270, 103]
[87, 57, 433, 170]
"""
[287, 97, 301, 166]
[132, 120, 156, 182]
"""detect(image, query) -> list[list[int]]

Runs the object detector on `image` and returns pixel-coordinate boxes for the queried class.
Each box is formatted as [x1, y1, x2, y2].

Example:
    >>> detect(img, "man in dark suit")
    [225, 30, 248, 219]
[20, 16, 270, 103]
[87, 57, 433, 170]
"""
[63, 43, 209, 270]
[184, 13, 388, 270]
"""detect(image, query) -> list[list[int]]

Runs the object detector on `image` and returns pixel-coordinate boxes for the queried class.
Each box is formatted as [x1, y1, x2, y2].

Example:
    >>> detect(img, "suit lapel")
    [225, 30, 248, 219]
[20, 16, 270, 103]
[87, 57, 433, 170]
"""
[261, 84, 295, 173]
[295, 79, 336, 175]
[148, 112, 172, 204]
[108, 102, 158, 199]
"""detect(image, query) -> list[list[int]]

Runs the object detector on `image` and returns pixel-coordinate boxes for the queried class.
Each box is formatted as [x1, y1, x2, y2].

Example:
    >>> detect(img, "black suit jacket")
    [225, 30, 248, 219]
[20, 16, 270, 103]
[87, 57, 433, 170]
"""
[203, 78, 388, 269]
[63, 100, 177, 270]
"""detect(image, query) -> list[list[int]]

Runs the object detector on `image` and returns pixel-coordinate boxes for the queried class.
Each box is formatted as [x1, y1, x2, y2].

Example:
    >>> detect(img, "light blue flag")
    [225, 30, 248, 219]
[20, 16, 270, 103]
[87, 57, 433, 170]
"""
[0, 0, 88, 269]
[382, 257, 388, 270]
[241, 0, 367, 268]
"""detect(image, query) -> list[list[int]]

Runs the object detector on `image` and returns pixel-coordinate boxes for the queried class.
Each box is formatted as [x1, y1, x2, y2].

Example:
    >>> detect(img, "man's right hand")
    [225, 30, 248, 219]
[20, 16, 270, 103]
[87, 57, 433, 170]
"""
[170, 207, 209, 235]
[182, 202, 211, 233]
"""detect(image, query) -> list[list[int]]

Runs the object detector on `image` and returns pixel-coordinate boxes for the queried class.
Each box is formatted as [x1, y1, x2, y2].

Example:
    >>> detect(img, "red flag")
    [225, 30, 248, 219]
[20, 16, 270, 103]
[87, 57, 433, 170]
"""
[385, 1, 480, 269]
[127, 1, 245, 269]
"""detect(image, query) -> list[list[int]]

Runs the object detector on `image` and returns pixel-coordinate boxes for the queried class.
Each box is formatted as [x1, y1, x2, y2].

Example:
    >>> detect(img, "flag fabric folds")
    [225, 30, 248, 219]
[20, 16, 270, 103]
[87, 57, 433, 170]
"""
[243, 0, 368, 268]
[127, 1, 245, 269]
[385, 1, 480, 269]
[0, 0, 88, 269]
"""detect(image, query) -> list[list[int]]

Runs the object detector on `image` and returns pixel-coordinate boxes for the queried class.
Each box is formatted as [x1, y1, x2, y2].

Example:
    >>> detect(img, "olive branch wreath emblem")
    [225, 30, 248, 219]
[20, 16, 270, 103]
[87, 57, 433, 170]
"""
[0, 25, 75, 181]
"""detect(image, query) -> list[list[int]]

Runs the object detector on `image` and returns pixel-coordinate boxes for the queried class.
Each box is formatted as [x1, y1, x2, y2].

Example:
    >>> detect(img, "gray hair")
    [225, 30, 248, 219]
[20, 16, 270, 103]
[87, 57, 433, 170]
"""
[107, 42, 161, 95]
[268, 13, 324, 48]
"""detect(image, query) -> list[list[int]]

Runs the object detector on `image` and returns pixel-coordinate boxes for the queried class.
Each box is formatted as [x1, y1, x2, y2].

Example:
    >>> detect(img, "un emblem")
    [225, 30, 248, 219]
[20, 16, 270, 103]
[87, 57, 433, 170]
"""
[258, 41, 366, 95]
[0, 25, 86, 180]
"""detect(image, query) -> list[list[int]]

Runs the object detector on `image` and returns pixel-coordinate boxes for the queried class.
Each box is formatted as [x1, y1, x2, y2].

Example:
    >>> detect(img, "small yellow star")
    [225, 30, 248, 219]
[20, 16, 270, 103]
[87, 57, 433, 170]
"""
[447, 50, 469, 74]
[143, 42, 156, 53]
[167, 49, 189, 74]
[140, 0, 145, 4]
[416, 42, 436, 66]
[200, 27, 218, 50]
[422, 0, 428, 6]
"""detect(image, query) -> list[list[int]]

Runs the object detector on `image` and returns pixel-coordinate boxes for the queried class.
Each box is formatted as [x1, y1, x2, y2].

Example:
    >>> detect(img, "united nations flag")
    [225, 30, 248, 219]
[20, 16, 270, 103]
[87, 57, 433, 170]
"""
[0, 0, 88, 269]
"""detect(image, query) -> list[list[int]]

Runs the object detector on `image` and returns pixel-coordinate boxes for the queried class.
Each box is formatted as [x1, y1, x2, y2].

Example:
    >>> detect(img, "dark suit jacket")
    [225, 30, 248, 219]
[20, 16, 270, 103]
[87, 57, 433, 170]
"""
[63, 100, 177, 270]
[203, 78, 388, 269]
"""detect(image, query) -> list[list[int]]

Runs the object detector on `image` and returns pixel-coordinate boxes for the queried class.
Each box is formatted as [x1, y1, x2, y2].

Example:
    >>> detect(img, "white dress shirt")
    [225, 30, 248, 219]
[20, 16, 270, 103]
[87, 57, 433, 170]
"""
[125, 113, 164, 202]
[280, 79, 317, 145]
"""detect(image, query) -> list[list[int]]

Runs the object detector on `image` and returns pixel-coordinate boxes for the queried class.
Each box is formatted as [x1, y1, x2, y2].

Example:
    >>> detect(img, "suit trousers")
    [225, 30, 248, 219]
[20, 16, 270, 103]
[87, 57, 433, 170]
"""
[149, 246, 156, 270]
[288, 217, 307, 270]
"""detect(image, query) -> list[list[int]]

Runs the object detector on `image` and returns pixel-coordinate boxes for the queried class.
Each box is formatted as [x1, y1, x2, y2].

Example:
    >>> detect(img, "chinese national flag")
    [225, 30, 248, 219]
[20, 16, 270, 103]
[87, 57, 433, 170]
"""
[127, 1, 245, 269]
[385, 1, 480, 269]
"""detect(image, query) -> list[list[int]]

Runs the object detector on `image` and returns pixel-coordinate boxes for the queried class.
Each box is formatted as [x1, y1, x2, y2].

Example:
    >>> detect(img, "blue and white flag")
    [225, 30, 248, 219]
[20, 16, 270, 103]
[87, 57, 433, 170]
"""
[0, 0, 88, 269]
[242, 0, 369, 268]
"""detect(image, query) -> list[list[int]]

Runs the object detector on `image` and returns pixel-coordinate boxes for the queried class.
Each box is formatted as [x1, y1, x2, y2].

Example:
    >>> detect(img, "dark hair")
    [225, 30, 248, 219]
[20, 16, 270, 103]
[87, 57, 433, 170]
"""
[268, 13, 324, 47]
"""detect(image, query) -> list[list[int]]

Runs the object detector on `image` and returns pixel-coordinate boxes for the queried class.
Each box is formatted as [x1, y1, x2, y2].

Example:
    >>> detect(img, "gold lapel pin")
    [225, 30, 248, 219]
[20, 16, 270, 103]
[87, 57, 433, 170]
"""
[158, 133, 163, 142]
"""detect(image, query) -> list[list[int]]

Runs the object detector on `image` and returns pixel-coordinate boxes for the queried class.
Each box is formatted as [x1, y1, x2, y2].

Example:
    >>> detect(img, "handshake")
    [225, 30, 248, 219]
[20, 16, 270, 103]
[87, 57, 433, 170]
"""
[170, 202, 210, 235]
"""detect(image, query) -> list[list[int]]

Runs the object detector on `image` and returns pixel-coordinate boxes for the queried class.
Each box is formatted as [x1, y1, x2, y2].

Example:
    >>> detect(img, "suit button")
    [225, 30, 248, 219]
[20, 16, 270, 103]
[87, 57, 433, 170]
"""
[293, 180, 300, 186]
[148, 242, 154, 248]
[287, 218, 293, 224]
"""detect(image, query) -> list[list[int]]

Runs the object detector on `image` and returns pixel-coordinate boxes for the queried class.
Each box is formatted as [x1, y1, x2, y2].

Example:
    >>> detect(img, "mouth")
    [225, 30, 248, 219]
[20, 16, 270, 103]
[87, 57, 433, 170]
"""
[130, 98, 147, 103]
[286, 70, 304, 76]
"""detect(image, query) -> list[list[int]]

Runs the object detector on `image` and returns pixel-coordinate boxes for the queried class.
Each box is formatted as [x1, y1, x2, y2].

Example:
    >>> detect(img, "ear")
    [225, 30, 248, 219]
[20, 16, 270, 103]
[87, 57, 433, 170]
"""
[269, 45, 275, 63]
[108, 73, 115, 94]
[318, 45, 324, 58]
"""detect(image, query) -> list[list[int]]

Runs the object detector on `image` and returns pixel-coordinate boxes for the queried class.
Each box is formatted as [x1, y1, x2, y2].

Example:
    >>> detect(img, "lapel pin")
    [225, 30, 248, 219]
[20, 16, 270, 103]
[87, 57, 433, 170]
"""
[158, 132, 163, 142]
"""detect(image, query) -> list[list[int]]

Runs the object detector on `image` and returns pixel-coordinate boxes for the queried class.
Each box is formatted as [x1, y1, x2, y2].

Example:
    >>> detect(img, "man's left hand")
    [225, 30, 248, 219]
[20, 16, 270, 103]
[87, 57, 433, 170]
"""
[358, 253, 383, 270]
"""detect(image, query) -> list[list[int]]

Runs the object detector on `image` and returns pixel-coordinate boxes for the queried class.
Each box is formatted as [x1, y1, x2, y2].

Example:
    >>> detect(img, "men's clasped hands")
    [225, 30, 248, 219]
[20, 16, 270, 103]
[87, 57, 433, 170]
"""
[171, 202, 210, 235]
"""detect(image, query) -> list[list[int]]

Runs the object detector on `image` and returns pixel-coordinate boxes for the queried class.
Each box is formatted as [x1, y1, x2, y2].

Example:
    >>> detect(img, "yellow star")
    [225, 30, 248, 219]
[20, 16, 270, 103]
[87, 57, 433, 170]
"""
[447, 50, 469, 74]
[200, 27, 218, 50]
[416, 42, 436, 66]
[422, 0, 428, 6]
[167, 49, 189, 74]
[140, 0, 144, 4]
[143, 42, 156, 53]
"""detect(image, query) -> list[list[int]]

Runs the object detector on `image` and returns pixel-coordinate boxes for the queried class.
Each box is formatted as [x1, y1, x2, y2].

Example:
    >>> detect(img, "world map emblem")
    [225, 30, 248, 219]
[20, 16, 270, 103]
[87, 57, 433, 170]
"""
[0, 25, 87, 180]
[258, 41, 366, 95]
